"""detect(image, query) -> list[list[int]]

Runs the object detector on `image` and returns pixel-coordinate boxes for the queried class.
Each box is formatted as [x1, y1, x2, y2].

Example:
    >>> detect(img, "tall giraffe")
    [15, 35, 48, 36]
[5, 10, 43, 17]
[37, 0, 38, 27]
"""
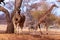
[12, 9, 25, 33]
[12, 0, 25, 34]
[36, 4, 58, 34]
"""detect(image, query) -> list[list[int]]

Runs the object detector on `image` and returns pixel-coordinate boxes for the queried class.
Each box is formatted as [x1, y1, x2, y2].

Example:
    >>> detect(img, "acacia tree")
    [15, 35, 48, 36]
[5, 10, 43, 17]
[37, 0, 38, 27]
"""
[0, 0, 23, 33]
[57, 0, 60, 2]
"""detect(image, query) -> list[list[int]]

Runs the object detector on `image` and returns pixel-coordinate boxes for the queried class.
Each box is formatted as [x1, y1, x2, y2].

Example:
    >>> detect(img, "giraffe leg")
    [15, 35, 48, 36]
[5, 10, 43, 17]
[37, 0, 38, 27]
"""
[17, 23, 19, 34]
[38, 25, 43, 34]
[28, 27, 30, 32]
[18, 27, 19, 34]
[14, 24, 17, 34]
[46, 26, 48, 35]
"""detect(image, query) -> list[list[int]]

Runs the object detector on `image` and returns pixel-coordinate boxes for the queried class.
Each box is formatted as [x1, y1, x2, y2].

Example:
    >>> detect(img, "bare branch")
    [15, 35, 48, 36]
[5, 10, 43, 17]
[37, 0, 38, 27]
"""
[11, 0, 23, 19]
[15, 0, 23, 9]
[0, 6, 11, 23]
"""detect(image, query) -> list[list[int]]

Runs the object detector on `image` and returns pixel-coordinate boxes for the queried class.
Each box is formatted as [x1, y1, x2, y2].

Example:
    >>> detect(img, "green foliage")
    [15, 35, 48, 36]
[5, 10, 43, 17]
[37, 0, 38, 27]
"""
[44, 14, 57, 25]
[48, 14, 57, 21]
[31, 10, 58, 25]
[55, 17, 60, 24]
[30, 11, 45, 20]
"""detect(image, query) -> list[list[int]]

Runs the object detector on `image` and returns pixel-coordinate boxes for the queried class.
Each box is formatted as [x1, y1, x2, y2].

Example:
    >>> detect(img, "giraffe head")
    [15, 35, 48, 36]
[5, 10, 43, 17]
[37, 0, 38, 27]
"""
[14, 8, 22, 25]
[52, 4, 59, 8]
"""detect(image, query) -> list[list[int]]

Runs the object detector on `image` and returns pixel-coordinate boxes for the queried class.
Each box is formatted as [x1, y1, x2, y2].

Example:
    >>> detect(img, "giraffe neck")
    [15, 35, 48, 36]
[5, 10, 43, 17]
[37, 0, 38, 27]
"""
[38, 4, 56, 24]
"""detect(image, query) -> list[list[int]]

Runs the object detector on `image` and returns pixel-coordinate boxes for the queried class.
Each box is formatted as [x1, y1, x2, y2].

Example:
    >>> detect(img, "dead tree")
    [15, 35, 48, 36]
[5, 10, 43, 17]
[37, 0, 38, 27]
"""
[0, 0, 23, 33]
[0, 6, 14, 33]
[12, 0, 25, 33]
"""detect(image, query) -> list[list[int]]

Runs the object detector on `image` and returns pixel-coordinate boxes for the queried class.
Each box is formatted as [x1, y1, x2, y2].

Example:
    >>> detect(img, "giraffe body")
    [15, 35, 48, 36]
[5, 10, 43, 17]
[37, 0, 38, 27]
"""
[12, 9, 25, 33]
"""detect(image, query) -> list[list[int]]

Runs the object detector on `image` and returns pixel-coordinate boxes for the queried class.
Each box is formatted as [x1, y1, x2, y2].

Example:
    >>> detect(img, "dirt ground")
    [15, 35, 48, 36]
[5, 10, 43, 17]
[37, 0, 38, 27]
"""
[0, 34, 60, 40]
[0, 24, 60, 40]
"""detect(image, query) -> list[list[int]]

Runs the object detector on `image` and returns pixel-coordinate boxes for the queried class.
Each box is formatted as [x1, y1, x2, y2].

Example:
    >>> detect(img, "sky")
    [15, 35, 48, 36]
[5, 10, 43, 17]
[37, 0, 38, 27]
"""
[31, 0, 60, 16]
[4, 0, 14, 2]
[46, 0, 60, 16]
[0, 0, 60, 16]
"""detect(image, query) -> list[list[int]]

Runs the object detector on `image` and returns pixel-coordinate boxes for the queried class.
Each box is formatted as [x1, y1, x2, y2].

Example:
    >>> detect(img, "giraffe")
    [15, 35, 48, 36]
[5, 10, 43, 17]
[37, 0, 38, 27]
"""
[36, 4, 58, 34]
[12, 9, 25, 34]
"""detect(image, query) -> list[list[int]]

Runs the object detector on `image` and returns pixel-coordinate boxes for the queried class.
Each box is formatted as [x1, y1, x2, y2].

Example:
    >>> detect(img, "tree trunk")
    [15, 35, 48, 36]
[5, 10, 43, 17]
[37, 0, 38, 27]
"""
[0, 6, 14, 33]
[6, 22, 14, 33]
[0, 0, 23, 33]
[7, 0, 23, 33]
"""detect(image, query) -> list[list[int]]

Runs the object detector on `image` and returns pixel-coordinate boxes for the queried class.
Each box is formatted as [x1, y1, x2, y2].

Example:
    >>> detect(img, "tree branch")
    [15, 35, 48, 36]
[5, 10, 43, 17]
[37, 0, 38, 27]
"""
[0, 6, 11, 23]
[15, 0, 23, 9]
[11, 0, 23, 19]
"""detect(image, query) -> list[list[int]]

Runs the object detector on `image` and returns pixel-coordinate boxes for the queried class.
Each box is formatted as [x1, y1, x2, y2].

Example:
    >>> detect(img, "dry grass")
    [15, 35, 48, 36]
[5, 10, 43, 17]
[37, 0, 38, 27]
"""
[0, 34, 60, 40]
[0, 24, 60, 40]
[0, 34, 41, 40]
[0, 24, 7, 31]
